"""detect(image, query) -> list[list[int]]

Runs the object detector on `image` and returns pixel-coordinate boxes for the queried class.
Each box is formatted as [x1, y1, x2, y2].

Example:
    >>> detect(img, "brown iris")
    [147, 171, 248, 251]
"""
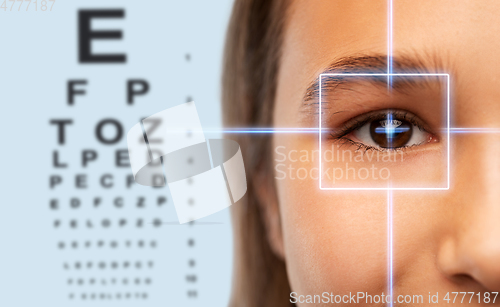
[369, 118, 412, 148]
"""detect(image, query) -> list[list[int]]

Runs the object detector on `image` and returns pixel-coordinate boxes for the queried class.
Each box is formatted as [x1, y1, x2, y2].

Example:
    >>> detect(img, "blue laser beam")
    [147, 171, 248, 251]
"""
[387, 188, 394, 307]
[190, 128, 500, 134]
[448, 128, 500, 134]
[387, 1, 395, 305]
[375, 127, 410, 134]
[387, 0, 394, 89]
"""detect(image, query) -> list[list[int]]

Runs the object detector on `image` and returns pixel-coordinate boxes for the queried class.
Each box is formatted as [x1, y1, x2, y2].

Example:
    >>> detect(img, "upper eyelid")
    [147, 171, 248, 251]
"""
[302, 75, 444, 124]
[316, 75, 439, 101]
[302, 53, 444, 107]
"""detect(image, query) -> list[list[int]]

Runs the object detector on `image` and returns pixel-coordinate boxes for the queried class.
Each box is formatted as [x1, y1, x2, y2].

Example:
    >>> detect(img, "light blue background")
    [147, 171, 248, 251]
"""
[0, 0, 234, 306]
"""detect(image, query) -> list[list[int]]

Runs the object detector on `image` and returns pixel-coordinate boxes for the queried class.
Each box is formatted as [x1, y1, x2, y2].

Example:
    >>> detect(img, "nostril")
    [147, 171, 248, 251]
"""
[438, 239, 500, 293]
[448, 273, 476, 286]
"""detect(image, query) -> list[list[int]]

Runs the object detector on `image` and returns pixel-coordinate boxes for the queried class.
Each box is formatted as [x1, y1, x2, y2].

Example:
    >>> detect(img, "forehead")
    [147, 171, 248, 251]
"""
[274, 0, 500, 127]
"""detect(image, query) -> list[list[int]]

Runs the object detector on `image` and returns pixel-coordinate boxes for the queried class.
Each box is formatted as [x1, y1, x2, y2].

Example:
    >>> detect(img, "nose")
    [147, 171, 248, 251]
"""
[438, 134, 500, 292]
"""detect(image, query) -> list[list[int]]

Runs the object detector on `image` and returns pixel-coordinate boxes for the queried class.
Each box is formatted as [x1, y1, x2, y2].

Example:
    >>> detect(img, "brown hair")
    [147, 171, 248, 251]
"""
[222, 0, 293, 306]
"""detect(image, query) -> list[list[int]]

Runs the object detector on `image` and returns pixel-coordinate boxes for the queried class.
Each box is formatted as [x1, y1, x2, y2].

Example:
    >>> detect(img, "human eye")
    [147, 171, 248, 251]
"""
[328, 109, 439, 152]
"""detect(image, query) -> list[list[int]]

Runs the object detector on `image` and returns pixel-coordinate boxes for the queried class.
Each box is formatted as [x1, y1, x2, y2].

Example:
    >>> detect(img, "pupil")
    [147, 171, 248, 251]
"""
[369, 118, 412, 148]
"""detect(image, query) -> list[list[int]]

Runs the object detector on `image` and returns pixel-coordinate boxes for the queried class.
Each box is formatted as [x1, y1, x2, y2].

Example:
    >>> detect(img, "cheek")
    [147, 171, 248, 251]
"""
[274, 150, 390, 295]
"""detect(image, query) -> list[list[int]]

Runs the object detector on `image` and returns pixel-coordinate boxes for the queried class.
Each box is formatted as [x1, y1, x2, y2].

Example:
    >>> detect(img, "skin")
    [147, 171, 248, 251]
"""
[266, 0, 500, 305]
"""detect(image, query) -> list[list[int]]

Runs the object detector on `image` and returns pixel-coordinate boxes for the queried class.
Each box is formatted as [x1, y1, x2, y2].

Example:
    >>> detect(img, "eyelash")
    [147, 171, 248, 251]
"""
[327, 109, 433, 153]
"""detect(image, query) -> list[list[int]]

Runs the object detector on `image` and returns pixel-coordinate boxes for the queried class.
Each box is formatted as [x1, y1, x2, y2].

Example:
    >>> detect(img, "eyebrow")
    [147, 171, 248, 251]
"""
[303, 53, 446, 104]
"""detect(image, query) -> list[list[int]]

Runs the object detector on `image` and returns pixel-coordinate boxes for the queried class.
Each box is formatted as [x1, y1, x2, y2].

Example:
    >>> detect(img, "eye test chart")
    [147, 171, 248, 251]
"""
[0, 1, 233, 306]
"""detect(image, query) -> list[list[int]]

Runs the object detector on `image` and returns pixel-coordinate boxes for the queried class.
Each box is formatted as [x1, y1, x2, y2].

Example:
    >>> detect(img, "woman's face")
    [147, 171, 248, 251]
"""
[271, 0, 500, 305]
